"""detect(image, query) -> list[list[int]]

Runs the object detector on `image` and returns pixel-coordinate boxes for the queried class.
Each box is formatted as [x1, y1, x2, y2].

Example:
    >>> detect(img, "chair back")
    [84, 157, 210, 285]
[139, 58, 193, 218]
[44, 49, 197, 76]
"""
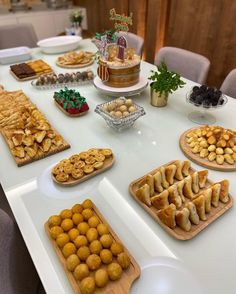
[116, 32, 144, 56]
[0, 23, 38, 49]
[155, 46, 210, 84]
[220, 69, 236, 99]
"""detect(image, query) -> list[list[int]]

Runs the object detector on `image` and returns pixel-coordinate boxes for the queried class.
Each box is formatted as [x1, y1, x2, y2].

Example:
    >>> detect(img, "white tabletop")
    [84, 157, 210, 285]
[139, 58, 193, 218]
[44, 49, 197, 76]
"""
[0, 39, 236, 294]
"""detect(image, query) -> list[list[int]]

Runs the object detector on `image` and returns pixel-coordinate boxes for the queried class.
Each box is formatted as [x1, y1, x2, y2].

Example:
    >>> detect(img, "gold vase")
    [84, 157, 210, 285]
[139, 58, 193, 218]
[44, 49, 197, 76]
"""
[150, 88, 168, 107]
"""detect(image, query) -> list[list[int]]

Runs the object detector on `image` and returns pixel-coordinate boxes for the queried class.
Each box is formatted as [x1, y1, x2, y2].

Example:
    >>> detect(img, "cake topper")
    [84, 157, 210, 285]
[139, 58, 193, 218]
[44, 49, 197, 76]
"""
[109, 8, 133, 32]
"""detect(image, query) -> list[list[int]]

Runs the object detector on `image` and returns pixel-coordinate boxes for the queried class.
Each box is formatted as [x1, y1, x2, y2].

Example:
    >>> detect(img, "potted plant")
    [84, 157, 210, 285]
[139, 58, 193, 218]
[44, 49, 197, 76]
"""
[70, 10, 83, 36]
[148, 61, 186, 107]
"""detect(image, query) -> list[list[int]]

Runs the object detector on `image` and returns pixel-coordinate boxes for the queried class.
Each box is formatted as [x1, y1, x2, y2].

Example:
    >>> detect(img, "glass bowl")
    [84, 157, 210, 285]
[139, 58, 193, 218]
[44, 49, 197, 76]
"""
[186, 90, 228, 124]
[95, 97, 146, 131]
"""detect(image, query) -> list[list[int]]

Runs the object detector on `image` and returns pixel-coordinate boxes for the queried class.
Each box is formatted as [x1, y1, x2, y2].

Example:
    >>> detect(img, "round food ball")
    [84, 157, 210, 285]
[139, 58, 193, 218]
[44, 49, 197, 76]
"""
[50, 226, 63, 239]
[56, 233, 70, 248]
[116, 99, 124, 107]
[107, 102, 116, 111]
[122, 111, 130, 117]
[114, 111, 122, 118]
[125, 98, 133, 107]
[77, 222, 90, 235]
[110, 242, 124, 256]
[72, 213, 84, 225]
[74, 263, 89, 281]
[88, 216, 100, 228]
[109, 111, 115, 117]
[48, 215, 61, 227]
[61, 219, 74, 232]
[82, 199, 93, 209]
[119, 105, 127, 112]
[100, 249, 113, 264]
[95, 269, 109, 288]
[68, 228, 80, 241]
[102, 105, 108, 112]
[128, 106, 136, 113]
[97, 224, 109, 236]
[100, 234, 113, 248]
[117, 252, 130, 269]
[79, 277, 95, 294]
[89, 240, 102, 255]
[60, 209, 72, 219]
[86, 228, 98, 243]
[82, 209, 93, 220]
[77, 246, 90, 261]
[74, 235, 88, 248]
[107, 262, 122, 281]
[62, 242, 77, 258]
[86, 254, 101, 271]
[66, 254, 80, 271]
[72, 203, 83, 214]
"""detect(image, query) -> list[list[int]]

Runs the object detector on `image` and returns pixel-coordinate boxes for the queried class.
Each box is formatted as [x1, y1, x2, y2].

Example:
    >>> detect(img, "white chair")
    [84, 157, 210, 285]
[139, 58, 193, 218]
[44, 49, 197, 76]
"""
[220, 69, 236, 99]
[116, 32, 144, 56]
[0, 23, 38, 49]
[154, 47, 210, 84]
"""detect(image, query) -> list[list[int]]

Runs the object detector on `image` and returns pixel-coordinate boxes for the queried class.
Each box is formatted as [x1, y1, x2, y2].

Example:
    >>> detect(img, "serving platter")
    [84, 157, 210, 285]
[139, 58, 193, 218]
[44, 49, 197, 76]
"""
[45, 201, 141, 294]
[179, 127, 236, 171]
[129, 160, 233, 240]
[56, 59, 94, 69]
[54, 100, 89, 117]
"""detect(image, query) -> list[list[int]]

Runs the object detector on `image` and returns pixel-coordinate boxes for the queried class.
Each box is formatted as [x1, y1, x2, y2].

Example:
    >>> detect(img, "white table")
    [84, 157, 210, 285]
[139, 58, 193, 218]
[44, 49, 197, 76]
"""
[0, 39, 236, 294]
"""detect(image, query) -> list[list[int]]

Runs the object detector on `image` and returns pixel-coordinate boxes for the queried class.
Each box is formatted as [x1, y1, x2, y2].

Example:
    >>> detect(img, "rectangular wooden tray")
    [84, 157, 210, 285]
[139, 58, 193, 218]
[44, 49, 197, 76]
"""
[45, 202, 140, 294]
[129, 160, 233, 240]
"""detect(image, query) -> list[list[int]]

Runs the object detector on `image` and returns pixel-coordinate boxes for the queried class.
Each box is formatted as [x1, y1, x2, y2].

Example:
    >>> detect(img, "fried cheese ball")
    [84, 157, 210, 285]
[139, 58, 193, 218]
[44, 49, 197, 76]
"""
[77, 246, 90, 261]
[100, 234, 113, 248]
[78, 222, 90, 235]
[89, 240, 102, 255]
[86, 254, 101, 271]
[74, 235, 88, 248]
[62, 242, 77, 258]
[82, 209, 93, 220]
[68, 228, 80, 241]
[86, 228, 98, 243]
[72, 213, 84, 225]
[94, 269, 109, 288]
[117, 252, 131, 269]
[82, 199, 93, 209]
[88, 216, 100, 228]
[48, 215, 61, 227]
[72, 203, 83, 214]
[74, 263, 89, 281]
[97, 224, 109, 236]
[56, 233, 70, 248]
[110, 242, 124, 256]
[60, 209, 72, 219]
[79, 277, 95, 294]
[50, 226, 63, 239]
[61, 219, 74, 232]
[107, 262, 122, 281]
[100, 249, 113, 264]
[66, 254, 80, 272]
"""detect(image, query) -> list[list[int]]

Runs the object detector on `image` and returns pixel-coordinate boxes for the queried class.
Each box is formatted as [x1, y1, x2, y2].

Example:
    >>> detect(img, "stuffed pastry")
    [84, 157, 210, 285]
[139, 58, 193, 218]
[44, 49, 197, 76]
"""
[176, 180, 186, 203]
[202, 188, 212, 213]
[198, 170, 208, 188]
[160, 166, 169, 189]
[176, 208, 191, 231]
[151, 190, 169, 210]
[153, 171, 163, 193]
[165, 164, 177, 185]
[193, 195, 206, 221]
[146, 174, 155, 196]
[157, 204, 176, 229]
[186, 202, 200, 225]
[182, 160, 190, 176]
[136, 184, 151, 206]
[192, 172, 199, 194]
[211, 183, 220, 207]
[219, 179, 230, 203]
[183, 175, 194, 199]
[174, 160, 184, 180]
[168, 184, 182, 209]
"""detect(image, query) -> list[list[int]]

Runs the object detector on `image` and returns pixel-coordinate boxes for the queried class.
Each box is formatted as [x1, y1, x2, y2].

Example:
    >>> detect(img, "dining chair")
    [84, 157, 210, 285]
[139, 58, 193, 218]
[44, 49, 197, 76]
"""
[154, 47, 210, 84]
[220, 69, 236, 99]
[116, 32, 144, 56]
[0, 23, 38, 49]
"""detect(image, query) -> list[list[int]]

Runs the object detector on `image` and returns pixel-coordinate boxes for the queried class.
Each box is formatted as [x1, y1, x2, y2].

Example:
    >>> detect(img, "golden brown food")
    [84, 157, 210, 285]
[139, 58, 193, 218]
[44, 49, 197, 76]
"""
[97, 223, 109, 236]
[79, 276, 96, 294]
[86, 254, 101, 271]
[100, 249, 113, 264]
[72, 203, 83, 214]
[49, 226, 63, 239]
[86, 228, 98, 243]
[66, 254, 80, 271]
[89, 240, 102, 255]
[82, 199, 93, 209]
[110, 242, 124, 256]
[72, 213, 84, 225]
[88, 216, 100, 228]
[107, 263, 122, 281]
[61, 219, 74, 232]
[74, 263, 90, 281]
[56, 233, 70, 248]
[77, 222, 90, 235]
[94, 269, 109, 288]
[68, 228, 80, 241]
[60, 209, 72, 219]
[100, 234, 113, 248]
[117, 252, 131, 269]
[74, 235, 88, 248]
[48, 215, 61, 227]
[77, 246, 90, 261]
[82, 209, 93, 220]
[62, 242, 77, 258]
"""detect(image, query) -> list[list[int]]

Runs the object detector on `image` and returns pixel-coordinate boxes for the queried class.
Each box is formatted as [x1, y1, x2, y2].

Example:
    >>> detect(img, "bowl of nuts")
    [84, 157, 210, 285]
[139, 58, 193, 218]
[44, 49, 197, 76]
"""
[95, 97, 146, 131]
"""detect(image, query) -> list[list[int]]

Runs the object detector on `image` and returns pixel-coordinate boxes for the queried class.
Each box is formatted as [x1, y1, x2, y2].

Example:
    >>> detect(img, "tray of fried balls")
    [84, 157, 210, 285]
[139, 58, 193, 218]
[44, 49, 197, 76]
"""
[129, 160, 233, 240]
[180, 125, 236, 171]
[51, 148, 114, 186]
[45, 199, 140, 294]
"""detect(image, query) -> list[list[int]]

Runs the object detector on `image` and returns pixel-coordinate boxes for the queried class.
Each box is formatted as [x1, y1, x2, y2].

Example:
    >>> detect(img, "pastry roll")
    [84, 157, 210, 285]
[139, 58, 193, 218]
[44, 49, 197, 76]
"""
[165, 164, 177, 185]
[146, 174, 155, 196]
[174, 160, 184, 180]
[176, 208, 191, 231]
[211, 183, 220, 207]
[168, 184, 182, 209]
[160, 166, 169, 189]
[157, 204, 176, 229]
[202, 188, 212, 213]
[192, 172, 199, 194]
[198, 170, 208, 188]
[219, 179, 230, 203]
[182, 160, 190, 176]
[153, 171, 163, 193]
[186, 202, 199, 225]
[183, 175, 194, 199]
[176, 180, 185, 203]
[151, 190, 169, 210]
[136, 184, 151, 206]
[193, 195, 207, 221]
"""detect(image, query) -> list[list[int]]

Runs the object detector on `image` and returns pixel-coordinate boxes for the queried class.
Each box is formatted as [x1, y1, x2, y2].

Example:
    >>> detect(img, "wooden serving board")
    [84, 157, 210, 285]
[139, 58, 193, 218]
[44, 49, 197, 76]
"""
[129, 160, 233, 240]
[52, 151, 115, 186]
[10, 69, 53, 81]
[54, 101, 89, 117]
[179, 127, 236, 171]
[45, 202, 141, 294]
[56, 59, 94, 69]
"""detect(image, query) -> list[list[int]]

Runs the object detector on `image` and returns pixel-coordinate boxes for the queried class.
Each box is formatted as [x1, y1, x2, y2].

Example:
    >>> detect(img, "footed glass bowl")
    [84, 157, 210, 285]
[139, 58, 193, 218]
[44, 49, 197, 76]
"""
[186, 91, 228, 124]
[95, 98, 146, 131]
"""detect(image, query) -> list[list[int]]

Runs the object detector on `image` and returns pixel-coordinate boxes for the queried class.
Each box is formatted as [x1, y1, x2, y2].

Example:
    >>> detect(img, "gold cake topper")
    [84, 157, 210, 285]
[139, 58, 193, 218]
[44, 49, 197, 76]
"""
[109, 8, 133, 32]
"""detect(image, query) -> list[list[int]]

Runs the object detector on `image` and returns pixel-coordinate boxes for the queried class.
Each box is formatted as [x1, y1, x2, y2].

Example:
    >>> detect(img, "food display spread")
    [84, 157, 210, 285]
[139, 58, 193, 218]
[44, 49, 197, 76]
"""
[52, 148, 114, 185]
[129, 160, 232, 240]
[0, 89, 70, 166]
[56, 51, 95, 68]
[45, 199, 140, 294]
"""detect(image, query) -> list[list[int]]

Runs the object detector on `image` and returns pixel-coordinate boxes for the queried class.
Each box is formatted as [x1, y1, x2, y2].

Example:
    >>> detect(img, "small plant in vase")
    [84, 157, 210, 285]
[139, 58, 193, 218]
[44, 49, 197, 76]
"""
[70, 10, 83, 36]
[149, 61, 186, 107]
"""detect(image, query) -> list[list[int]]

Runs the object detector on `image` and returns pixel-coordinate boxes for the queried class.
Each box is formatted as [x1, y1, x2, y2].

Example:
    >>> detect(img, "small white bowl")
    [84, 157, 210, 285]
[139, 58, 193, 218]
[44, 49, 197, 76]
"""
[0, 47, 31, 64]
[37, 36, 82, 54]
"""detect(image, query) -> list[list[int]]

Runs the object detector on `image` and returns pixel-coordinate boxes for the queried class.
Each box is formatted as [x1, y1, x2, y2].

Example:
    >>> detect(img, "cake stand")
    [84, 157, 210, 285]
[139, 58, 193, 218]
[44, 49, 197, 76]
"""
[93, 76, 148, 97]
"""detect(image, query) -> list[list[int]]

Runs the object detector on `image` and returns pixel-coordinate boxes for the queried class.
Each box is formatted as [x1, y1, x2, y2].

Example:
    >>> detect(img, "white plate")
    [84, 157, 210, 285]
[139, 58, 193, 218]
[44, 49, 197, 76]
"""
[37, 36, 82, 54]
[0, 46, 31, 64]
[93, 76, 148, 97]
[131, 257, 204, 294]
